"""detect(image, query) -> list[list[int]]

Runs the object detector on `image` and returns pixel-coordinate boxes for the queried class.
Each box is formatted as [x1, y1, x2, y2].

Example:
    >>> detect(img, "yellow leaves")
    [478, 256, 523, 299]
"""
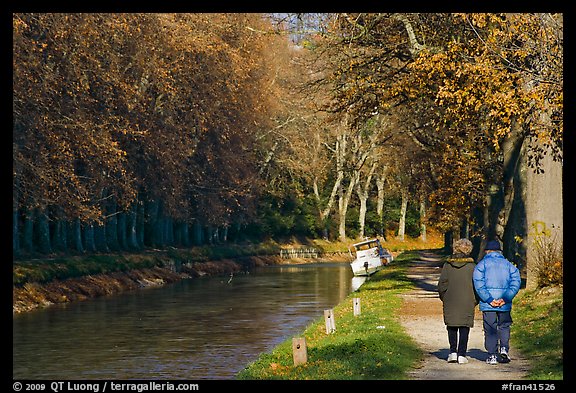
[269, 362, 280, 370]
[12, 15, 29, 32]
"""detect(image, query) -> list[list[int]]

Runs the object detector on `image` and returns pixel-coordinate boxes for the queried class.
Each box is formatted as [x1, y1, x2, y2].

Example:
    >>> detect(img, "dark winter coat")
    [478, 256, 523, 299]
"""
[437, 254, 478, 327]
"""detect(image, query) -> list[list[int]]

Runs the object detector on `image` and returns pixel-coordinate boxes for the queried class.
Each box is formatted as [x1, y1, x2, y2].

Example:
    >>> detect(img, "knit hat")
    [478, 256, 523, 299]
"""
[453, 238, 473, 255]
[485, 239, 502, 251]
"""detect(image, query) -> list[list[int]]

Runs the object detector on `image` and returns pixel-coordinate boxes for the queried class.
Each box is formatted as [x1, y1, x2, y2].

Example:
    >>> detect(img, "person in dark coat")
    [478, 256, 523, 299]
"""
[437, 238, 477, 364]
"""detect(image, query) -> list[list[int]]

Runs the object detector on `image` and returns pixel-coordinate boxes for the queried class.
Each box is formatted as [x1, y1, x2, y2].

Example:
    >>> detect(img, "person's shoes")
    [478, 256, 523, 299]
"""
[486, 354, 498, 365]
[447, 352, 458, 363]
[499, 347, 511, 363]
[458, 356, 469, 364]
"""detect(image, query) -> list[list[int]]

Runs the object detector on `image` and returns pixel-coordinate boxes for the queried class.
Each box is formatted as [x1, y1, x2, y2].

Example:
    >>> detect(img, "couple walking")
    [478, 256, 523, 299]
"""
[437, 238, 521, 365]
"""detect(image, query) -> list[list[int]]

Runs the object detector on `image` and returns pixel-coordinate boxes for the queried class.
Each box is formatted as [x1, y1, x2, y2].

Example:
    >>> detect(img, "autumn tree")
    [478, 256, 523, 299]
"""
[390, 13, 562, 280]
[13, 13, 286, 256]
[280, 13, 415, 241]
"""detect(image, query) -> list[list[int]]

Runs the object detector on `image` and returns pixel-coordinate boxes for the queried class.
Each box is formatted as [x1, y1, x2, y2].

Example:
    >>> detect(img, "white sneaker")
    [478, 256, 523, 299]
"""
[499, 347, 511, 363]
[486, 354, 498, 365]
[447, 352, 458, 363]
[458, 356, 469, 364]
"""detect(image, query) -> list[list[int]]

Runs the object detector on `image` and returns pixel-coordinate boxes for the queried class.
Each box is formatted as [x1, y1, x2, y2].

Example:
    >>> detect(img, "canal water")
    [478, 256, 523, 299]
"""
[13, 262, 366, 380]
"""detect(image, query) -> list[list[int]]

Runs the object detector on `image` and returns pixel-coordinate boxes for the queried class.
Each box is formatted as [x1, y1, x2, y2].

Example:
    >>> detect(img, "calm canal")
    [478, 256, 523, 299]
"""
[13, 262, 366, 380]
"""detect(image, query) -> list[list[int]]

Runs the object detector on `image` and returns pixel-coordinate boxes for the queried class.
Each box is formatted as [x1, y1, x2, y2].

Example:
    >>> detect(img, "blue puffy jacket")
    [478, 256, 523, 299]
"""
[473, 251, 521, 312]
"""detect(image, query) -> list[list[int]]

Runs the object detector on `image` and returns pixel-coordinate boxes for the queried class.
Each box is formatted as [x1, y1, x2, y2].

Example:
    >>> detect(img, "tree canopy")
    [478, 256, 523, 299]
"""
[13, 12, 562, 276]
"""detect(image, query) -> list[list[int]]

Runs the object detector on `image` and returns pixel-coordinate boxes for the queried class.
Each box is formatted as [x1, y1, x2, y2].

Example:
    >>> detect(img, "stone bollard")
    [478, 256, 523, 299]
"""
[292, 337, 308, 366]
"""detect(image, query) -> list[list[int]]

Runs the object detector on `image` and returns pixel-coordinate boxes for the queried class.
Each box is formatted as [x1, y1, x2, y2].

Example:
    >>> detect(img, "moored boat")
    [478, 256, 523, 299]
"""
[349, 238, 393, 276]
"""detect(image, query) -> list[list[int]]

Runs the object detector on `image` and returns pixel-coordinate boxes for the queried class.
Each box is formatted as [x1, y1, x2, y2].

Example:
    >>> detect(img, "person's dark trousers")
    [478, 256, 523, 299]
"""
[482, 311, 513, 354]
[447, 326, 470, 356]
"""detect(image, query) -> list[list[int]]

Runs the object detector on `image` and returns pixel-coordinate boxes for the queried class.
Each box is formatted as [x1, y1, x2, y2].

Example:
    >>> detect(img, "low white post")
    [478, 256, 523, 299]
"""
[324, 309, 336, 334]
[353, 297, 361, 316]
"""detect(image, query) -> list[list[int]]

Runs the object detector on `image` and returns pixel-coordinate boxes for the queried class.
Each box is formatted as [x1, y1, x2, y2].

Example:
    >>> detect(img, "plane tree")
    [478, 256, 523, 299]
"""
[13, 13, 285, 255]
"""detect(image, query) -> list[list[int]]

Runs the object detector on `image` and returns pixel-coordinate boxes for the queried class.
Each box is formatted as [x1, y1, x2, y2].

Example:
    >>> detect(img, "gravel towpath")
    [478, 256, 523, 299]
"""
[398, 249, 531, 380]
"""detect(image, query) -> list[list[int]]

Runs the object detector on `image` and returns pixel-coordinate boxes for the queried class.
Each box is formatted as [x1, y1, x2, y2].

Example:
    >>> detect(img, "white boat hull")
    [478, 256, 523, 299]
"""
[348, 238, 393, 277]
[350, 257, 384, 276]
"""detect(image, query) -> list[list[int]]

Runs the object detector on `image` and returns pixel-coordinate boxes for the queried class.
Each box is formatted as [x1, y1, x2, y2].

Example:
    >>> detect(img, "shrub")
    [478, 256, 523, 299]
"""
[532, 232, 563, 288]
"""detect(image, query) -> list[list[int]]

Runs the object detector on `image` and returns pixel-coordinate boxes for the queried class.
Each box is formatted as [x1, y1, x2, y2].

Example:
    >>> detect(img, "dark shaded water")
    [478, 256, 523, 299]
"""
[13, 262, 365, 380]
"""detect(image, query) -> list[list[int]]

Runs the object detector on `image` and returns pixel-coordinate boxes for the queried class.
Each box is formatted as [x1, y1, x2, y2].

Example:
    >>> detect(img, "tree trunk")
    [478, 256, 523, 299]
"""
[419, 198, 427, 242]
[358, 193, 368, 239]
[205, 225, 214, 245]
[397, 190, 408, 241]
[136, 200, 145, 249]
[175, 221, 190, 247]
[525, 143, 563, 290]
[22, 209, 35, 252]
[313, 119, 348, 240]
[145, 199, 159, 247]
[83, 222, 97, 252]
[126, 202, 138, 250]
[117, 210, 127, 250]
[70, 218, 84, 253]
[36, 210, 52, 254]
[154, 201, 165, 248]
[376, 174, 386, 238]
[94, 222, 109, 252]
[313, 172, 343, 240]
[338, 172, 358, 242]
[174, 220, 182, 245]
[498, 122, 525, 239]
[485, 121, 525, 244]
[51, 218, 67, 252]
[193, 220, 202, 245]
[459, 217, 469, 239]
[164, 216, 174, 246]
[105, 200, 120, 251]
[356, 162, 377, 239]
[444, 230, 454, 254]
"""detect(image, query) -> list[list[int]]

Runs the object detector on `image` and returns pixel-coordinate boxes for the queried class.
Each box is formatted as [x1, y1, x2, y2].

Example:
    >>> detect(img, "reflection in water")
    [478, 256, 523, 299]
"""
[13, 262, 355, 380]
[351, 276, 368, 292]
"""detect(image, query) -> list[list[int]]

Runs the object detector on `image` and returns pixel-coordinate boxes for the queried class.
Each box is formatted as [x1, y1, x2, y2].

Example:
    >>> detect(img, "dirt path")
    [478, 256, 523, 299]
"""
[398, 249, 531, 380]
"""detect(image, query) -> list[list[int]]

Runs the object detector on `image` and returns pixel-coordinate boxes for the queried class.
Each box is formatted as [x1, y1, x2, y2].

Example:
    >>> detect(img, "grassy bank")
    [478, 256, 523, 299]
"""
[11, 233, 445, 314]
[236, 250, 423, 380]
[512, 285, 563, 380]
[13, 241, 283, 287]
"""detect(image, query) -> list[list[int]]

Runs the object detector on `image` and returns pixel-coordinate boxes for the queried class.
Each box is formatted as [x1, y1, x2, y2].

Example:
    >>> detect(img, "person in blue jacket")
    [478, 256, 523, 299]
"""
[473, 239, 521, 365]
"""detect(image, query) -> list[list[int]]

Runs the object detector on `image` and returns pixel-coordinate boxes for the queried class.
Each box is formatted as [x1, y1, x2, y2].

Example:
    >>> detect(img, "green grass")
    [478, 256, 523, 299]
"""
[236, 250, 424, 380]
[512, 286, 563, 380]
[12, 254, 161, 286]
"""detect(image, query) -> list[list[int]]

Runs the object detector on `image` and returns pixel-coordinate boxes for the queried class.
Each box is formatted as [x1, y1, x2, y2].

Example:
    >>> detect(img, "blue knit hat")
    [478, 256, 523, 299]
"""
[485, 239, 502, 251]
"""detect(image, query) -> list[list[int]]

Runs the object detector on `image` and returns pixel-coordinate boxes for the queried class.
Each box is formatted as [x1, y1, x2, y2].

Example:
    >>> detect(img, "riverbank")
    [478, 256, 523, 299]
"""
[12, 234, 442, 314]
[13, 257, 262, 313]
[13, 243, 353, 314]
